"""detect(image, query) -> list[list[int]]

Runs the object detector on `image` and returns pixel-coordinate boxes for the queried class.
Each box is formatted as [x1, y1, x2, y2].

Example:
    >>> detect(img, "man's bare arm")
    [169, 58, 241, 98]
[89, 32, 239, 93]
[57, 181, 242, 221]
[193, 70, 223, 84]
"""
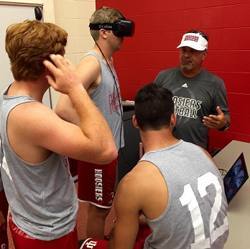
[109, 174, 141, 249]
[41, 55, 117, 163]
[55, 55, 100, 124]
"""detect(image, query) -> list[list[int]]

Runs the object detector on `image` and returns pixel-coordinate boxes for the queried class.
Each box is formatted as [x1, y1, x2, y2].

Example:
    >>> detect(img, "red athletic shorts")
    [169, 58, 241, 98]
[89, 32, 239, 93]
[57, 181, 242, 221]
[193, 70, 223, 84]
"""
[0, 190, 8, 249]
[68, 158, 78, 182]
[77, 159, 117, 208]
[80, 224, 151, 249]
[9, 215, 78, 249]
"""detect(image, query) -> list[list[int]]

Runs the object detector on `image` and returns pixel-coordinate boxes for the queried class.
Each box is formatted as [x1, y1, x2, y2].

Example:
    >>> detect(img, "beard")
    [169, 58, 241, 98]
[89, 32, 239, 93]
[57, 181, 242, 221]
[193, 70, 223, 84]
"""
[180, 61, 194, 72]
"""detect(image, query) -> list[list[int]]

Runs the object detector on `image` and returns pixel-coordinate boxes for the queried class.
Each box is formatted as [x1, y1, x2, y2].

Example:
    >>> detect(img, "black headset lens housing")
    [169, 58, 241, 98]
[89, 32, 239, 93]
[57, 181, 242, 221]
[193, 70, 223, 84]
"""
[89, 19, 134, 37]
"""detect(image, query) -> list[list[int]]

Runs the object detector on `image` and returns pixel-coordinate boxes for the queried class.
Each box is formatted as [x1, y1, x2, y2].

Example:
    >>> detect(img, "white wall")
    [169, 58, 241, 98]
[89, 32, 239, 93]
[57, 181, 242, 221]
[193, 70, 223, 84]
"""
[53, 0, 96, 103]
[0, 0, 95, 62]
[0, 0, 96, 105]
[54, 0, 95, 65]
[0, 0, 54, 21]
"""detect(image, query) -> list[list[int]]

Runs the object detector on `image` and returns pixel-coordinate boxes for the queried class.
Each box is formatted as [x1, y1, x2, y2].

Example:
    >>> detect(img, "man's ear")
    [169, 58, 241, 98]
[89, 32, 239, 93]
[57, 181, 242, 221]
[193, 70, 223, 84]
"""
[132, 114, 139, 129]
[43, 66, 54, 81]
[170, 113, 176, 128]
[99, 29, 109, 39]
[202, 50, 208, 61]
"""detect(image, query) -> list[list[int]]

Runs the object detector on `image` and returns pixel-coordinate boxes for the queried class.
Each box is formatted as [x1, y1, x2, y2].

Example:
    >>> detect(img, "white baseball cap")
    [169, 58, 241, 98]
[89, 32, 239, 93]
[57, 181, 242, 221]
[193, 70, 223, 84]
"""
[177, 32, 208, 51]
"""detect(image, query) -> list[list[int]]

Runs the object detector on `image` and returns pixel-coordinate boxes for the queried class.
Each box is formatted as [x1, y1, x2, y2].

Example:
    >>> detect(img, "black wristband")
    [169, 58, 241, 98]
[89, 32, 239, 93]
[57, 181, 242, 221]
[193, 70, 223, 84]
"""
[218, 121, 230, 131]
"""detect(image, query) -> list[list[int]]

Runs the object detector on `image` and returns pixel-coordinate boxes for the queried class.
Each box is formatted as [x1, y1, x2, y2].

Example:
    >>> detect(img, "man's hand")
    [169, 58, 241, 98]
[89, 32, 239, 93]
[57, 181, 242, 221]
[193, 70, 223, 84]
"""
[43, 54, 82, 94]
[202, 106, 229, 130]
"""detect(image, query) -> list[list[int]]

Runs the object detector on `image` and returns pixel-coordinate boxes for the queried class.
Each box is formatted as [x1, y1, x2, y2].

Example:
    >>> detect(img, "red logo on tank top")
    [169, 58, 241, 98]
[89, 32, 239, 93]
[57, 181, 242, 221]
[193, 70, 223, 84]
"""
[109, 91, 120, 114]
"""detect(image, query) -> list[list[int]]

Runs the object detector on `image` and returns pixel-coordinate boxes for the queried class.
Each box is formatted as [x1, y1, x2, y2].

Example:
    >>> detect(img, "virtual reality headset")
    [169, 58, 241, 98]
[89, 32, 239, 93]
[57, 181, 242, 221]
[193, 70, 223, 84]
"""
[89, 19, 135, 37]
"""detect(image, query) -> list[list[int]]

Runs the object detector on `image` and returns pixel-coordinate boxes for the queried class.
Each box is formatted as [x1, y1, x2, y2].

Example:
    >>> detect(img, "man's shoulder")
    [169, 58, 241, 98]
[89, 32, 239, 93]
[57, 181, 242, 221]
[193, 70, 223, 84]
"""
[7, 100, 54, 139]
[201, 69, 224, 84]
[155, 67, 180, 86]
[157, 67, 179, 77]
[181, 141, 214, 164]
[10, 99, 45, 116]
[180, 140, 204, 151]
[79, 51, 100, 64]
[120, 161, 157, 189]
[22, 101, 55, 122]
[76, 51, 101, 86]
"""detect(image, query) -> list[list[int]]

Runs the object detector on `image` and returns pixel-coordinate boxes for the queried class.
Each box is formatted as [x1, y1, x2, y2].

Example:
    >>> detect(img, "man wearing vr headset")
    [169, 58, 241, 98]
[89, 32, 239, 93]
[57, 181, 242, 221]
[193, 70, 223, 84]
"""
[55, 7, 134, 240]
[155, 30, 230, 151]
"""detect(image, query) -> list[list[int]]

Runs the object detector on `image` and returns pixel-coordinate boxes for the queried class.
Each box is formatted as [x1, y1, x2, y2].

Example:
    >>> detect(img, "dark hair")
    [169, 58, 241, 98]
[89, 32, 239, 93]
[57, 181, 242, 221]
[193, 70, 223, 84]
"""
[185, 29, 209, 42]
[134, 83, 174, 131]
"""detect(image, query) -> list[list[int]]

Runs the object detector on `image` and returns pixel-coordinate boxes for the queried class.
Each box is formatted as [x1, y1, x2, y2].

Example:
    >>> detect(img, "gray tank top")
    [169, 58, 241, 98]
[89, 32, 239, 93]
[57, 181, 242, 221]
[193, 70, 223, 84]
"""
[83, 51, 124, 149]
[0, 92, 78, 240]
[141, 140, 229, 249]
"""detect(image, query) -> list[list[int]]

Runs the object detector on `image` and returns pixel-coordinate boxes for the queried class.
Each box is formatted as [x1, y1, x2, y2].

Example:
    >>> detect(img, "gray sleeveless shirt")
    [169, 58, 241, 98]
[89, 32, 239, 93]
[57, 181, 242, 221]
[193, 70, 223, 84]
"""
[141, 140, 229, 249]
[83, 51, 124, 149]
[0, 92, 78, 240]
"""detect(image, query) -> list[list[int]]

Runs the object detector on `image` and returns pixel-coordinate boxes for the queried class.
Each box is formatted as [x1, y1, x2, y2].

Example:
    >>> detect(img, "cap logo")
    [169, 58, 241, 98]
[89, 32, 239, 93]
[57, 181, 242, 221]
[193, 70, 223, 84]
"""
[184, 35, 199, 42]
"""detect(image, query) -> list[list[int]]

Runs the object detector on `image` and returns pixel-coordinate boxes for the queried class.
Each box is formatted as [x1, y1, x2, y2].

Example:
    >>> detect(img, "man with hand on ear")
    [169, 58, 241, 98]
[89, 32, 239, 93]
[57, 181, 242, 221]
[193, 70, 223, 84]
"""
[1, 20, 116, 249]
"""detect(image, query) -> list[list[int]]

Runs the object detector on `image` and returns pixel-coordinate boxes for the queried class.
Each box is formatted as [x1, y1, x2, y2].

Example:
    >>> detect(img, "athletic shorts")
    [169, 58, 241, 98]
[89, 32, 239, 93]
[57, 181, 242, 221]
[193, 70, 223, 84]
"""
[68, 158, 78, 182]
[9, 215, 78, 249]
[0, 223, 8, 249]
[80, 224, 151, 249]
[0, 190, 8, 249]
[0, 190, 8, 220]
[77, 159, 117, 208]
